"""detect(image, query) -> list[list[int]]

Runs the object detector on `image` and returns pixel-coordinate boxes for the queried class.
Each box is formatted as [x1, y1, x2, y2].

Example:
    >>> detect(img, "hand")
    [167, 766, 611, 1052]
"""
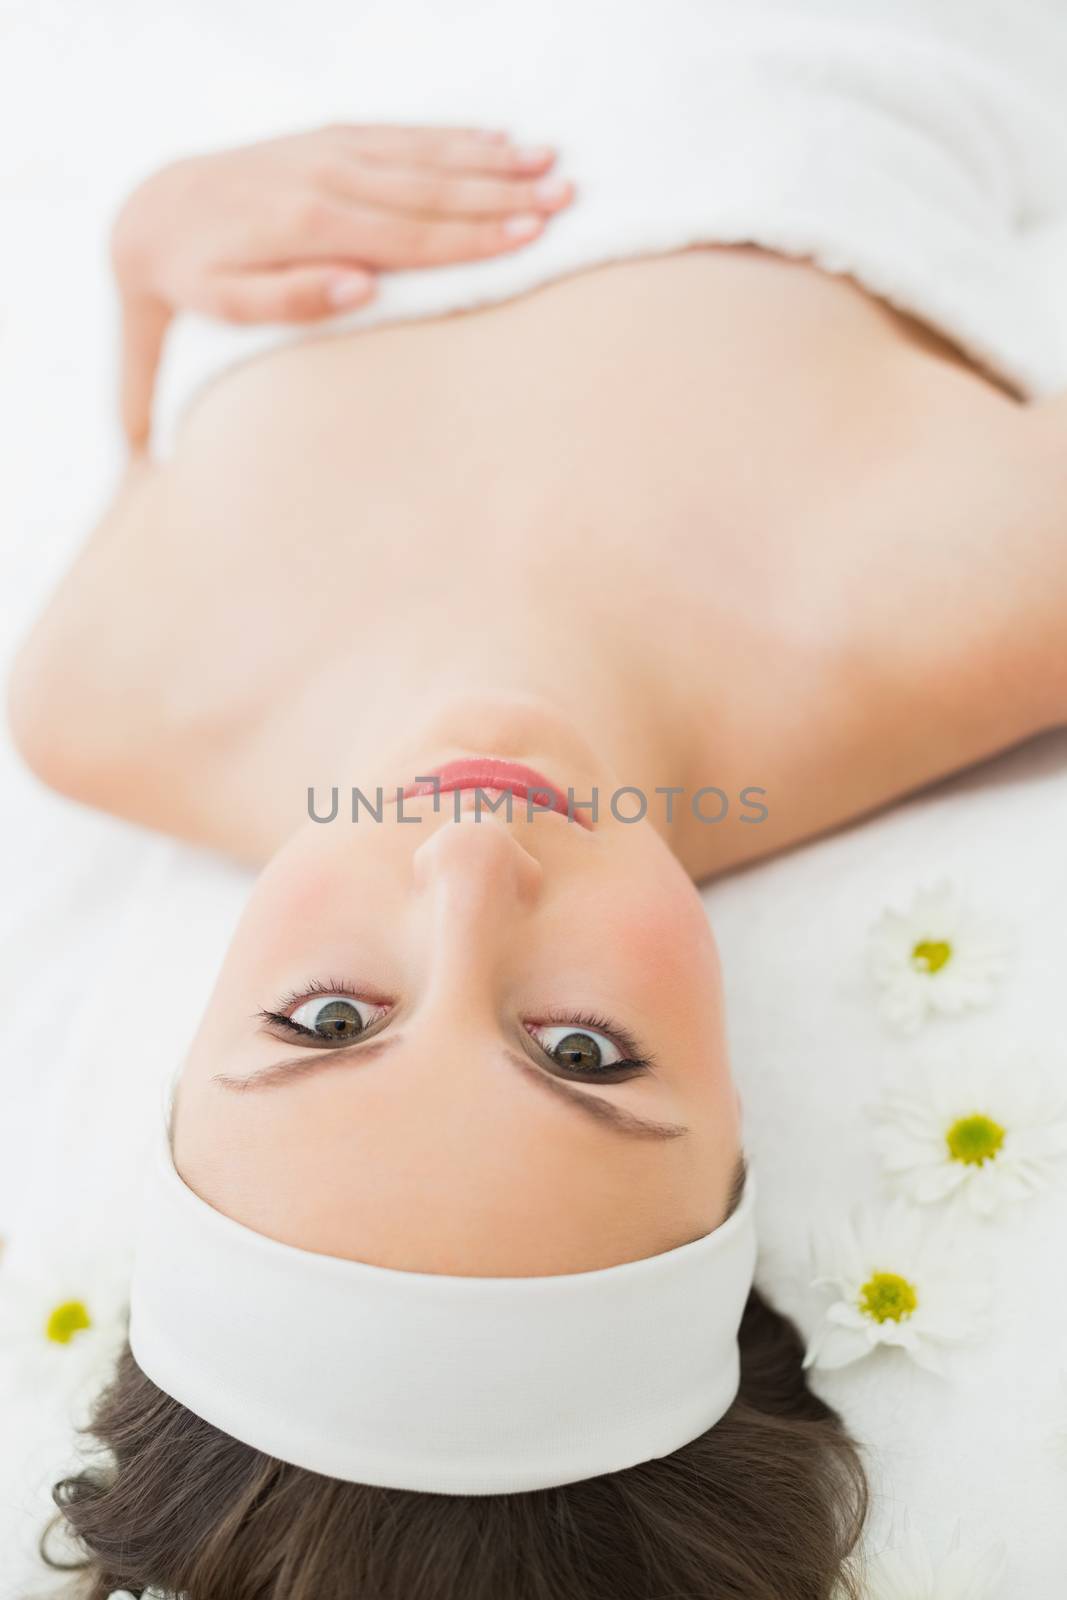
[111, 124, 574, 450]
[112, 124, 572, 317]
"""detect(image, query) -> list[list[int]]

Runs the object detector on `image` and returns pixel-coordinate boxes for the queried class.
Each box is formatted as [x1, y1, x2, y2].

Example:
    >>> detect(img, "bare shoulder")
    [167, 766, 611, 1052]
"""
[6, 457, 227, 832]
[676, 377, 1067, 880]
[845, 379, 1067, 733]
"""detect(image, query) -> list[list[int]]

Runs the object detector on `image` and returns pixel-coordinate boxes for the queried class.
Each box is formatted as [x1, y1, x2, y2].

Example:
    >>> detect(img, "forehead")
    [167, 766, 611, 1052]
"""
[175, 1036, 730, 1277]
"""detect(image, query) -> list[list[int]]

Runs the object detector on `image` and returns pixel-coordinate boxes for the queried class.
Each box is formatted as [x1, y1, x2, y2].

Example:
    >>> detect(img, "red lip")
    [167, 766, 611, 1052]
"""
[403, 759, 591, 828]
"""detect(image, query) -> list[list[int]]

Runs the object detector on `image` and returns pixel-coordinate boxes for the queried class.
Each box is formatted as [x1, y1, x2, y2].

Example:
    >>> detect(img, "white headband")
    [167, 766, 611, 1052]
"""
[128, 1125, 757, 1495]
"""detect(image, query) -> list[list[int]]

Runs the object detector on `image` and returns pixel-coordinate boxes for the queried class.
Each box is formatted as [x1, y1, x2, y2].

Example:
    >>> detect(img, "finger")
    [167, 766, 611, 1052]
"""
[333, 124, 557, 176]
[331, 159, 574, 220]
[276, 201, 548, 269]
[118, 289, 172, 453]
[200, 265, 377, 324]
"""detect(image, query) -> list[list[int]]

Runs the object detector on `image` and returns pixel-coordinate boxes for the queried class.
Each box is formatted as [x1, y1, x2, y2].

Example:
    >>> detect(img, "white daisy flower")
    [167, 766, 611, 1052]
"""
[866, 882, 1012, 1034]
[872, 1052, 1067, 1218]
[837, 1523, 1006, 1599]
[0, 1240, 130, 1407]
[804, 1204, 985, 1374]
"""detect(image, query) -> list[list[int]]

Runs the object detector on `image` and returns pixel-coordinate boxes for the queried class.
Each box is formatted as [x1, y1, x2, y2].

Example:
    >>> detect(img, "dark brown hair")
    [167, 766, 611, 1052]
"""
[44, 1286, 866, 1600]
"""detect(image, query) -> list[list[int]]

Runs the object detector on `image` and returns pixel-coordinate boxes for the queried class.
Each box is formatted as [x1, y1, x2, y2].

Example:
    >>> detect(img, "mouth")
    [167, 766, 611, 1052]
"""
[402, 758, 593, 829]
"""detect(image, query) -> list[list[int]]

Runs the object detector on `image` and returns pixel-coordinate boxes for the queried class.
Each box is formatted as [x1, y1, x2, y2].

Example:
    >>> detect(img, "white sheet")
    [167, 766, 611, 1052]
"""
[3, 3, 1067, 1594]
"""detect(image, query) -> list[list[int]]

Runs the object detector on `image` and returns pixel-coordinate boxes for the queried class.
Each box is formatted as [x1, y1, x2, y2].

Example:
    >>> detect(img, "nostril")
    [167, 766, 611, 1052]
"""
[412, 816, 542, 905]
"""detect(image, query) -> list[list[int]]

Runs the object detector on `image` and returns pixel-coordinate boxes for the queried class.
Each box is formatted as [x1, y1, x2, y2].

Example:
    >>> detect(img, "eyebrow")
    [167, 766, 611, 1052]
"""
[212, 1038, 687, 1141]
[502, 1051, 687, 1141]
[212, 1035, 400, 1092]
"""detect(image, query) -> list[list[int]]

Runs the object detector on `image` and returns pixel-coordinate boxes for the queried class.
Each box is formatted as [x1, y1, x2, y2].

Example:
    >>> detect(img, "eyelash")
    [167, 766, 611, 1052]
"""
[259, 977, 387, 1039]
[260, 985, 653, 1076]
[274, 976, 367, 1012]
[531, 1009, 654, 1076]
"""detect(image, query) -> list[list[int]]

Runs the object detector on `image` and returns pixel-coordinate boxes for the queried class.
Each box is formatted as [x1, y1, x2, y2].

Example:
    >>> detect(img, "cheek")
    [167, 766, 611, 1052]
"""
[615, 881, 721, 1001]
[250, 835, 352, 927]
[240, 828, 403, 963]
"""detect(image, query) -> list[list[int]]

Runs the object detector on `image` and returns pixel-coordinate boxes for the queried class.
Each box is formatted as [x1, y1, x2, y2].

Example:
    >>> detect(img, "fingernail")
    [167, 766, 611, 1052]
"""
[327, 272, 372, 308]
[504, 213, 543, 240]
[533, 176, 572, 205]
[513, 144, 554, 169]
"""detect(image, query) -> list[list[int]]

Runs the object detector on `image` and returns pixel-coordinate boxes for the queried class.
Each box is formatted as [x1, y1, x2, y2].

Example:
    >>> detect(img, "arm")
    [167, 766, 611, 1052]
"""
[110, 124, 573, 454]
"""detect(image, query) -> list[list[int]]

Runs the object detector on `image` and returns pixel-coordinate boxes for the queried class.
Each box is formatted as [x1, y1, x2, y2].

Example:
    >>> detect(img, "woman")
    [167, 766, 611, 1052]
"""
[9, 10, 1067, 1594]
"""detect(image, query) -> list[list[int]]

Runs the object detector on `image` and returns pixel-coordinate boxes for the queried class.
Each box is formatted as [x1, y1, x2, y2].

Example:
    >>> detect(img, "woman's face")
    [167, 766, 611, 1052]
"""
[174, 700, 741, 1276]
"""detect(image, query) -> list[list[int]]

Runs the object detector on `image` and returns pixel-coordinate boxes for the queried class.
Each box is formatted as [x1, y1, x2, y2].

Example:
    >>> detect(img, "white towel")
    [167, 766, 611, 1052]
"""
[150, 0, 1067, 453]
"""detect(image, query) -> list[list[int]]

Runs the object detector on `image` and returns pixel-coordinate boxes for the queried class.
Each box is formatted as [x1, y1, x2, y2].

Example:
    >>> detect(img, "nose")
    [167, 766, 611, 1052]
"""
[399, 814, 542, 1073]
[412, 813, 543, 929]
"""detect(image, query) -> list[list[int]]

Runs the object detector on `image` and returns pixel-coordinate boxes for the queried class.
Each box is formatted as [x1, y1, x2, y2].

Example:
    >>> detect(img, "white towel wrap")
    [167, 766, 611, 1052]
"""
[153, 0, 1067, 453]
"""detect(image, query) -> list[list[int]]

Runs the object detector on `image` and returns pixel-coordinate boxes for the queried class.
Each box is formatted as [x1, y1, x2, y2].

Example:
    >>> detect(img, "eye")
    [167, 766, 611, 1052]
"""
[285, 992, 389, 1041]
[525, 1018, 651, 1080]
[530, 1023, 624, 1071]
[263, 985, 395, 1049]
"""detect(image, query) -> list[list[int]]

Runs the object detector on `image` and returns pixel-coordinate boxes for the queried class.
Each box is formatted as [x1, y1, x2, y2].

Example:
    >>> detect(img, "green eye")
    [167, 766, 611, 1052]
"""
[529, 1024, 623, 1071]
[290, 995, 377, 1039]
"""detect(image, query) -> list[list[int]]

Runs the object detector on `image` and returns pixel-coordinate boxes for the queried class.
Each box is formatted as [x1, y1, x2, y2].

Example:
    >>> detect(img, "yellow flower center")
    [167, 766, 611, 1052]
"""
[946, 1113, 1005, 1166]
[858, 1271, 918, 1324]
[911, 939, 952, 974]
[45, 1299, 92, 1345]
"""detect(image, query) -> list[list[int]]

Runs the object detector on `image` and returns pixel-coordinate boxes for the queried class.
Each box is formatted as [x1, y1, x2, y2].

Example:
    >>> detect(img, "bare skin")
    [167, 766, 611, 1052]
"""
[9, 240, 1067, 879]
[8, 129, 1067, 1274]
